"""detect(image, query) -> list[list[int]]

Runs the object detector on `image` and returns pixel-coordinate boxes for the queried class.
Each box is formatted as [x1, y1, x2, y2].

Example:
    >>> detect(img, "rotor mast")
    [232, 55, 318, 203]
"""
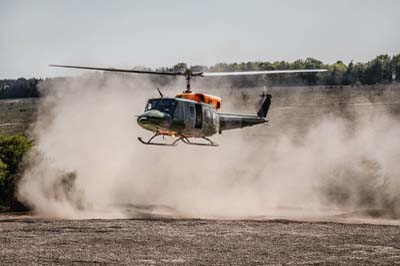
[184, 69, 193, 93]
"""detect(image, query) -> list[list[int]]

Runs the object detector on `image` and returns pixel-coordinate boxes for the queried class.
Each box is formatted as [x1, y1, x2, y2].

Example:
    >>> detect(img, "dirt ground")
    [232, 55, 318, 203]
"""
[1, 213, 400, 266]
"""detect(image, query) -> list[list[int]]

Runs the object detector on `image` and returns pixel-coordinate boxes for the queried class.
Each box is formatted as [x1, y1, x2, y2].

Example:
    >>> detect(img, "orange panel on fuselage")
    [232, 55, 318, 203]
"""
[175, 92, 221, 110]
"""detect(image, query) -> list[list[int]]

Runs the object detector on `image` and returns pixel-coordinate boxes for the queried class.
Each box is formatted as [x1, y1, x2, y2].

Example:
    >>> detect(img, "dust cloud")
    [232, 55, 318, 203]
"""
[17, 74, 400, 220]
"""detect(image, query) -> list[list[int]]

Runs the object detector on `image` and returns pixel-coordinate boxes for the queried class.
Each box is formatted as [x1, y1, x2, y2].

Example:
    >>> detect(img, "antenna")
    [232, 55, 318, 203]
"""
[156, 88, 164, 98]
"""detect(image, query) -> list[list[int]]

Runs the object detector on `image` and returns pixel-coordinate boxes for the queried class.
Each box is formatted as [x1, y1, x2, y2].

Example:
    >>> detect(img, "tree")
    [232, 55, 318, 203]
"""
[343, 61, 356, 86]
[325, 61, 347, 86]
[172, 63, 187, 73]
[302, 58, 324, 85]
[391, 54, 400, 82]
[353, 62, 365, 84]
[363, 55, 392, 84]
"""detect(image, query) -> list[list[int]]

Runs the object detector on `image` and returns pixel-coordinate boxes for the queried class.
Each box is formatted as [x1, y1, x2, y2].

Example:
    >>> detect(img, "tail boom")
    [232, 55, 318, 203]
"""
[218, 114, 266, 131]
[218, 94, 271, 132]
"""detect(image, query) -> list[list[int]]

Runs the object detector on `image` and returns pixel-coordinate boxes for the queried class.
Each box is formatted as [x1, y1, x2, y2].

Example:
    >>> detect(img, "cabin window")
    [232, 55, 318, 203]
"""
[174, 102, 185, 121]
[205, 110, 211, 120]
[189, 105, 195, 118]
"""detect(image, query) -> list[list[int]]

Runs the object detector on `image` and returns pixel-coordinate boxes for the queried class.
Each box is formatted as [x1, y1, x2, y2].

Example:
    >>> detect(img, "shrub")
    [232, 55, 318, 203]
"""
[0, 134, 32, 211]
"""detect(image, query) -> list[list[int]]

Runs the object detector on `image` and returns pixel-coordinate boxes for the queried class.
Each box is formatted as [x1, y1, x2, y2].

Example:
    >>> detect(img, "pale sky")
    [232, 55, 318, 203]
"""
[1, 0, 399, 78]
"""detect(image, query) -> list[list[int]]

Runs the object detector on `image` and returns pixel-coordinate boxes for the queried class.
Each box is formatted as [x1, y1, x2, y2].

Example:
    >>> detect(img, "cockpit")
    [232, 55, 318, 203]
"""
[145, 98, 177, 115]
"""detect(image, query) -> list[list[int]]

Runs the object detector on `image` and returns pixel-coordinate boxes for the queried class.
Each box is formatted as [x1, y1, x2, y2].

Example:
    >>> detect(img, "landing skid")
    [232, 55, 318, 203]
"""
[138, 133, 218, 147]
[180, 136, 219, 147]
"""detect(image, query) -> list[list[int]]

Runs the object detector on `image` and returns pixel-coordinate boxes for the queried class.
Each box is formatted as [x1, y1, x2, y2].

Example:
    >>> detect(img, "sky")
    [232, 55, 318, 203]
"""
[0, 0, 399, 78]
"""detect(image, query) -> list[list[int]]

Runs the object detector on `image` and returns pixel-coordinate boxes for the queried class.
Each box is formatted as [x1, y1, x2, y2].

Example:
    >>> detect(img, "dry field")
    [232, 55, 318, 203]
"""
[1, 213, 400, 265]
[0, 98, 38, 134]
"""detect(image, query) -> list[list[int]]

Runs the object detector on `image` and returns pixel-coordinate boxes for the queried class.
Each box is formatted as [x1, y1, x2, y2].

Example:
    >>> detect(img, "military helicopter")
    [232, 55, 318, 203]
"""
[50, 64, 326, 146]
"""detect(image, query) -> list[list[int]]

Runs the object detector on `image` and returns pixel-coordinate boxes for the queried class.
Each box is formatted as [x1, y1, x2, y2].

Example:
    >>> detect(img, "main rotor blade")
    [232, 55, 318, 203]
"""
[201, 69, 327, 77]
[49, 64, 182, 76]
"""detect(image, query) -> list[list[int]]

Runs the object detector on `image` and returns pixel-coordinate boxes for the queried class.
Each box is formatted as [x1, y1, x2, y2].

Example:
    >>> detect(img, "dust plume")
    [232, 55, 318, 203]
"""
[17, 74, 400, 220]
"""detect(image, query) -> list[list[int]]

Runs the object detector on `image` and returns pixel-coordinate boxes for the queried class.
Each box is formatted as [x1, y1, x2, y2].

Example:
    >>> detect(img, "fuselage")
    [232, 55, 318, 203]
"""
[137, 96, 268, 138]
[137, 97, 219, 137]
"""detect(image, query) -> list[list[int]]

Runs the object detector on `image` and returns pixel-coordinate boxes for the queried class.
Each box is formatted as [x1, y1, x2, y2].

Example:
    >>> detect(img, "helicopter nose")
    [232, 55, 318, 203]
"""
[137, 110, 170, 130]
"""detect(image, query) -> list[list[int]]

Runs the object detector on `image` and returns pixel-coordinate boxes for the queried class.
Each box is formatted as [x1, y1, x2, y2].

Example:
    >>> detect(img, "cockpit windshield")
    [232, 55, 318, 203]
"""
[145, 98, 177, 115]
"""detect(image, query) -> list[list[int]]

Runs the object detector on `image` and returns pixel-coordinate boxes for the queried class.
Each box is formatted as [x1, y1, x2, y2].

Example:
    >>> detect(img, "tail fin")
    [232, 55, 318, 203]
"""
[257, 94, 272, 118]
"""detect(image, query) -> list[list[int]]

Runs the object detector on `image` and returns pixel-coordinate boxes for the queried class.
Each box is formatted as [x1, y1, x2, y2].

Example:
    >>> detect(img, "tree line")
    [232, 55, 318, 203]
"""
[0, 78, 40, 99]
[158, 53, 399, 87]
[1, 53, 399, 99]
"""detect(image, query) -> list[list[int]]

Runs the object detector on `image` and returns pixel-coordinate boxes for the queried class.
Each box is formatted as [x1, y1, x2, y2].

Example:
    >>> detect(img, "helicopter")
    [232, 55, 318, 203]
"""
[50, 64, 326, 146]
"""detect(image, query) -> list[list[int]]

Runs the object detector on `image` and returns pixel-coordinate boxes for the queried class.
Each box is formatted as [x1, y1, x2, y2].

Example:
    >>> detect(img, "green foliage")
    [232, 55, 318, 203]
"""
[343, 61, 356, 85]
[0, 134, 32, 211]
[172, 63, 188, 73]
[0, 159, 7, 185]
[361, 55, 393, 84]
[391, 54, 400, 81]
[324, 61, 347, 86]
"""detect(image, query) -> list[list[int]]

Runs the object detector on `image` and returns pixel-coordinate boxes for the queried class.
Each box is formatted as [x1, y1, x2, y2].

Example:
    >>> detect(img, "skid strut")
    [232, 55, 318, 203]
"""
[138, 132, 179, 146]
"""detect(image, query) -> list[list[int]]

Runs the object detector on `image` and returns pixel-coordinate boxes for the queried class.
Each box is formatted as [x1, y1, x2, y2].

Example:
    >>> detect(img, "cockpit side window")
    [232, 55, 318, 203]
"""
[145, 98, 176, 115]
